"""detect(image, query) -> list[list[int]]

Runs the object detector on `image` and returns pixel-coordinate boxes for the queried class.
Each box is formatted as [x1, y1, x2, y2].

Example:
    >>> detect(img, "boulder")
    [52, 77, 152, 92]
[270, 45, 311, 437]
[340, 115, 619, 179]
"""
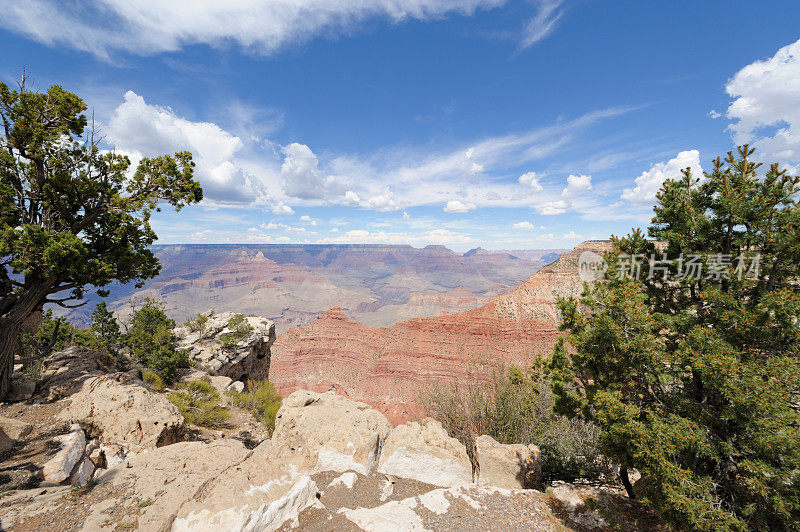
[226, 380, 245, 394]
[377, 418, 472, 487]
[69, 456, 96, 485]
[42, 425, 86, 483]
[0, 416, 32, 454]
[7, 378, 36, 401]
[56, 372, 185, 449]
[175, 311, 276, 381]
[268, 390, 391, 475]
[475, 434, 542, 489]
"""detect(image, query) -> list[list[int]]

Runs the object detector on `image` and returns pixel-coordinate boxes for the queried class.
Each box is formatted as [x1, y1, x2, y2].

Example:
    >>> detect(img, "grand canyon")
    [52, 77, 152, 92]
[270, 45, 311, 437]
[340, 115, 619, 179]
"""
[64, 244, 564, 333]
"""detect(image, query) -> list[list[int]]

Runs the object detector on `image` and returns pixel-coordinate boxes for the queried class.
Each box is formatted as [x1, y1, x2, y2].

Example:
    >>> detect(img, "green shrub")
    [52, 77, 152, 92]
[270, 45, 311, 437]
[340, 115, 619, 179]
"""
[141, 369, 166, 391]
[227, 379, 281, 435]
[219, 313, 253, 347]
[168, 379, 230, 428]
[184, 313, 209, 336]
[123, 298, 189, 383]
[90, 302, 121, 354]
[21, 309, 100, 358]
[423, 365, 609, 484]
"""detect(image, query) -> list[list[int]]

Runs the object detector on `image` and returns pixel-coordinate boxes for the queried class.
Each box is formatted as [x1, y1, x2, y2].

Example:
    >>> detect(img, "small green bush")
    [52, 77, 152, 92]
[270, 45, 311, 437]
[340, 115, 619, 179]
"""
[21, 309, 101, 361]
[227, 379, 281, 435]
[219, 313, 254, 347]
[184, 313, 209, 336]
[141, 369, 166, 391]
[168, 379, 230, 428]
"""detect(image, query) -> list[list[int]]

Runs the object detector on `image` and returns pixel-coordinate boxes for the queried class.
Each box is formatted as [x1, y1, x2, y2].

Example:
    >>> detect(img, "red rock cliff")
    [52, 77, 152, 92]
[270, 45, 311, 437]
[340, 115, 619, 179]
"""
[266, 241, 612, 425]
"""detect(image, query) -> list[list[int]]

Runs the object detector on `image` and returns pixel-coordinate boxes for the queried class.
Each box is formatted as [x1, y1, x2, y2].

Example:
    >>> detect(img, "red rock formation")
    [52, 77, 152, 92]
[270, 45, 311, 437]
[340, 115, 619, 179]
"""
[268, 241, 612, 425]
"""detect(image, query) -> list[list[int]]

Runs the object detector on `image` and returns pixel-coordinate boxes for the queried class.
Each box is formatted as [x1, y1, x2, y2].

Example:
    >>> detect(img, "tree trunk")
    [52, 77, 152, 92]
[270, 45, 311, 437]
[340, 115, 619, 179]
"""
[0, 320, 22, 400]
[620, 466, 636, 499]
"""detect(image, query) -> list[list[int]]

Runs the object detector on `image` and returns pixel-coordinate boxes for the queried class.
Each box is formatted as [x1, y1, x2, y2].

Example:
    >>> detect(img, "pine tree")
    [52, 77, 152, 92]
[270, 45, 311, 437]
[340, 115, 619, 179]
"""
[90, 302, 120, 355]
[551, 146, 800, 530]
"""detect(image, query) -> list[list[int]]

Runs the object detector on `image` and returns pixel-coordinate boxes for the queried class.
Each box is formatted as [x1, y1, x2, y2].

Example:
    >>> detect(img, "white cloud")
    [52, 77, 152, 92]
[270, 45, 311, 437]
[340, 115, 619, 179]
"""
[540, 199, 568, 215]
[518, 171, 543, 192]
[725, 38, 800, 164]
[299, 215, 318, 226]
[189, 229, 213, 241]
[107, 91, 268, 204]
[316, 228, 472, 246]
[512, 221, 535, 230]
[520, 0, 564, 50]
[443, 200, 476, 213]
[271, 202, 295, 215]
[561, 174, 592, 198]
[621, 150, 703, 204]
[562, 230, 584, 241]
[460, 147, 484, 178]
[403, 211, 410, 220]
[281, 143, 344, 200]
[342, 190, 361, 206]
[367, 189, 400, 211]
[0, 0, 507, 59]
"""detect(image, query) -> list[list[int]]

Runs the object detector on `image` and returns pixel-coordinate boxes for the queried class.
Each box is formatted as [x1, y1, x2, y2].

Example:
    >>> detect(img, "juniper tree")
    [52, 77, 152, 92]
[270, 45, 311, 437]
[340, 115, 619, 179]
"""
[0, 76, 202, 398]
[551, 146, 800, 530]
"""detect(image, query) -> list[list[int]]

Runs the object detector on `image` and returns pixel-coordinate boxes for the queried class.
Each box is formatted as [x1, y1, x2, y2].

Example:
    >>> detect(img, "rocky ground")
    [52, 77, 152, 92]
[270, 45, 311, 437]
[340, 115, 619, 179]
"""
[0, 308, 666, 531]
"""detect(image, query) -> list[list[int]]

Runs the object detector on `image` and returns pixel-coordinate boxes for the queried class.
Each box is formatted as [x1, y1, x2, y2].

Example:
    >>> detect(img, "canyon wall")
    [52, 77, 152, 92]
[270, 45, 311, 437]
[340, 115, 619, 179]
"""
[267, 241, 612, 424]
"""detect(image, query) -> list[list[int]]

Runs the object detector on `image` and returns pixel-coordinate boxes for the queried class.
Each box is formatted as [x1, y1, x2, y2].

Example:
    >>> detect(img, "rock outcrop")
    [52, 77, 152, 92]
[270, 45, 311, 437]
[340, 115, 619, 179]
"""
[269, 241, 613, 423]
[378, 418, 473, 487]
[175, 310, 275, 381]
[267, 390, 392, 475]
[1, 385, 666, 531]
[56, 372, 185, 449]
[38, 347, 115, 401]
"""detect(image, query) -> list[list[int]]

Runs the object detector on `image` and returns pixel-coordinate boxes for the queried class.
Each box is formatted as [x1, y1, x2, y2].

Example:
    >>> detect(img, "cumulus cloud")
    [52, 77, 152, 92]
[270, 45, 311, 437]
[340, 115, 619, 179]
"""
[518, 171, 543, 192]
[512, 221, 535, 230]
[342, 190, 361, 206]
[106, 91, 266, 204]
[271, 202, 295, 215]
[0, 0, 507, 58]
[443, 200, 476, 213]
[725, 38, 800, 165]
[367, 189, 400, 211]
[561, 174, 592, 198]
[540, 199, 568, 215]
[621, 150, 703, 205]
[299, 215, 318, 225]
[281, 143, 344, 200]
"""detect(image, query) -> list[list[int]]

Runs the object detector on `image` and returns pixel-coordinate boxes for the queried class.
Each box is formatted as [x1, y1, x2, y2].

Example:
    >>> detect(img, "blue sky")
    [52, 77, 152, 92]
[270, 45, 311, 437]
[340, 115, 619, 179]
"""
[1, 0, 799, 251]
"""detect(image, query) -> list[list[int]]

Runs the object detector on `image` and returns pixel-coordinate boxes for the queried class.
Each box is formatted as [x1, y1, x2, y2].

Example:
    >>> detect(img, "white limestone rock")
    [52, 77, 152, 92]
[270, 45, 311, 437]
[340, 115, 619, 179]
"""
[377, 418, 472, 487]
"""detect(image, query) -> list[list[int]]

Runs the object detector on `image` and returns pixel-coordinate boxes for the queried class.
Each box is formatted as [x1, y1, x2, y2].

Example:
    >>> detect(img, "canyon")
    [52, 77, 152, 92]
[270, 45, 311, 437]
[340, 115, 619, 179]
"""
[62, 244, 563, 333]
[266, 241, 612, 424]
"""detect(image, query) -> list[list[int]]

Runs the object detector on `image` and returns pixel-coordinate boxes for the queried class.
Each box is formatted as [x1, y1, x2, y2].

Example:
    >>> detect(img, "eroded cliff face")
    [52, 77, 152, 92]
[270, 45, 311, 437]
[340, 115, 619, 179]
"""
[268, 241, 612, 424]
